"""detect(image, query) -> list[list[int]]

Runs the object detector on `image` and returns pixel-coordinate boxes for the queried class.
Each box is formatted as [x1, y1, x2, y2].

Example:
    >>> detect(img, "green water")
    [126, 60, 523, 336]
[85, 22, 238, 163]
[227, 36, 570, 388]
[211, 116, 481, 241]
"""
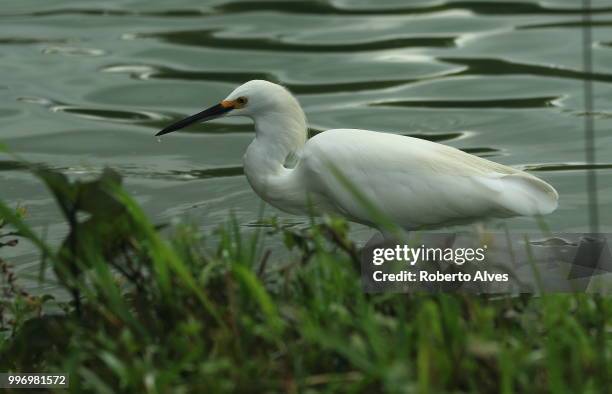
[1, 0, 611, 287]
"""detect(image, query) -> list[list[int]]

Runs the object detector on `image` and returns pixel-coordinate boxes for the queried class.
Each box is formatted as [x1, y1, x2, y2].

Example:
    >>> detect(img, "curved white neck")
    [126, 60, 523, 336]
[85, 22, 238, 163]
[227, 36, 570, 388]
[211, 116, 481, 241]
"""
[243, 109, 308, 205]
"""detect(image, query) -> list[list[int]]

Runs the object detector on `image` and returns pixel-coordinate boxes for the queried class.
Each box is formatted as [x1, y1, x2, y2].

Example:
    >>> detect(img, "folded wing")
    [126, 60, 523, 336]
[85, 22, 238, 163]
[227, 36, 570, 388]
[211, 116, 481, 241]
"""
[300, 129, 558, 228]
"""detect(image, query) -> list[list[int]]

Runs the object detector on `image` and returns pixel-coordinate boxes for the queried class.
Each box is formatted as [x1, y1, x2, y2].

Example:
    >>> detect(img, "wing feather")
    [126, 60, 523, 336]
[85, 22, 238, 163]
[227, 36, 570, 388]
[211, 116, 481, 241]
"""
[299, 129, 558, 228]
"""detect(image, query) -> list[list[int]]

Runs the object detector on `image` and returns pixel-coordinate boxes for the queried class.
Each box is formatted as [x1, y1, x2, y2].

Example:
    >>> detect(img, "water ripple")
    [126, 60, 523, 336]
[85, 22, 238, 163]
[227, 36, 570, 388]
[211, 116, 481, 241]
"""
[51, 106, 168, 123]
[102, 56, 612, 100]
[372, 96, 561, 109]
[460, 147, 503, 158]
[530, 237, 577, 246]
[215, 1, 612, 16]
[0, 37, 66, 45]
[102, 63, 275, 84]
[143, 166, 244, 181]
[520, 19, 612, 30]
[8, 1, 611, 18]
[18, 95, 169, 125]
[5, 160, 611, 180]
[403, 132, 466, 142]
[572, 111, 612, 119]
[42, 46, 107, 57]
[441, 57, 612, 84]
[17, 96, 56, 106]
[0, 160, 244, 181]
[100, 63, 430, 94]
[522, 163, 612, 172]
[3, 8, 210, 18]
[137, 29, 456, 52]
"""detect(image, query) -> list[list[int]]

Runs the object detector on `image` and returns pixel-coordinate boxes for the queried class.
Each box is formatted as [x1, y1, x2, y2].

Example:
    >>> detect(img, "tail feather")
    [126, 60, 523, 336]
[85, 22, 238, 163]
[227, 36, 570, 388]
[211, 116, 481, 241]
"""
[496, 173, 558, 216]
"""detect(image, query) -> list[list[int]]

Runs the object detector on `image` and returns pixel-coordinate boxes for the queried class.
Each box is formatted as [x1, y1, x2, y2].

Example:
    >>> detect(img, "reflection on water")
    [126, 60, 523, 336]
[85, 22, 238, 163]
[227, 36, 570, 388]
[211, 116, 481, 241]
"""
[522, 163, 612, 172]
[214, 1, 612, 16]
[1, 0, 611, 290]
[442, 57, 612, 83]
[140, 29, 457, 51]
[42, 46, 107, 57]
[373, 96, 562, 108]
[51, 106, 167, 123]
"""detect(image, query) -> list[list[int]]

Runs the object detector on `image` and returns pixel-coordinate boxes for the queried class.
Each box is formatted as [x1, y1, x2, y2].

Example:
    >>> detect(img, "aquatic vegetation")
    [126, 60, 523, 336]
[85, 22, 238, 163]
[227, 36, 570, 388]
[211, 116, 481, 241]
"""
[0, 168, 609, 393]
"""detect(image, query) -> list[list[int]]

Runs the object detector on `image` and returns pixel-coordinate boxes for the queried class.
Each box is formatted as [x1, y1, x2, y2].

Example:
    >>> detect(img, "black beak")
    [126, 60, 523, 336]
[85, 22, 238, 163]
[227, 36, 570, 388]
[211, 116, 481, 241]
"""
[156, 103, 233, 136]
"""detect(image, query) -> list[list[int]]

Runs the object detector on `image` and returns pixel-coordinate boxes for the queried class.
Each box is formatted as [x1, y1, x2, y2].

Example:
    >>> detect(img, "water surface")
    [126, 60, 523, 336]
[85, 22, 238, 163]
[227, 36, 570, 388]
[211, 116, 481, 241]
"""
[1, 0, 611, 290]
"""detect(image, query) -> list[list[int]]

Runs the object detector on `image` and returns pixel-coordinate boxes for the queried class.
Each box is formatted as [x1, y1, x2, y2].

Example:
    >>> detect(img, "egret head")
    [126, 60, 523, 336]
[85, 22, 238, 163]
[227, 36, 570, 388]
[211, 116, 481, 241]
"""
[156, 80, 302, 136]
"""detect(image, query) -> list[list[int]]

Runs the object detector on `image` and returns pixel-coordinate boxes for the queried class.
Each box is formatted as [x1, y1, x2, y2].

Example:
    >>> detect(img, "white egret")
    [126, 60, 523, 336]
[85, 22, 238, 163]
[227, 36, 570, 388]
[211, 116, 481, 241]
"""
[156, 80, 558, 231]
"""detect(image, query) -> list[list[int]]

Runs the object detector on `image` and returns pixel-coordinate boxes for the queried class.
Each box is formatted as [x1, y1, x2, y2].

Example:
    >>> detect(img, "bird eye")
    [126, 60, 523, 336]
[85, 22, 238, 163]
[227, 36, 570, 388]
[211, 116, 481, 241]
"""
[236, 96, 248, 106]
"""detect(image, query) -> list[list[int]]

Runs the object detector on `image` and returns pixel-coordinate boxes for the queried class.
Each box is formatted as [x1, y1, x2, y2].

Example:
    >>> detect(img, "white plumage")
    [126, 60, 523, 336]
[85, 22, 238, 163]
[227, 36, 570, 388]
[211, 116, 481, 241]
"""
[157, 80, 558, 231]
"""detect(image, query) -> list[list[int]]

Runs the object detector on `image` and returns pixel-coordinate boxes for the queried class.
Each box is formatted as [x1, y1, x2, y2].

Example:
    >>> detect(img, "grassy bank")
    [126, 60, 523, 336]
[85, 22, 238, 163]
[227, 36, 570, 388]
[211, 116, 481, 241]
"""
[0, 168, 610, 393]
